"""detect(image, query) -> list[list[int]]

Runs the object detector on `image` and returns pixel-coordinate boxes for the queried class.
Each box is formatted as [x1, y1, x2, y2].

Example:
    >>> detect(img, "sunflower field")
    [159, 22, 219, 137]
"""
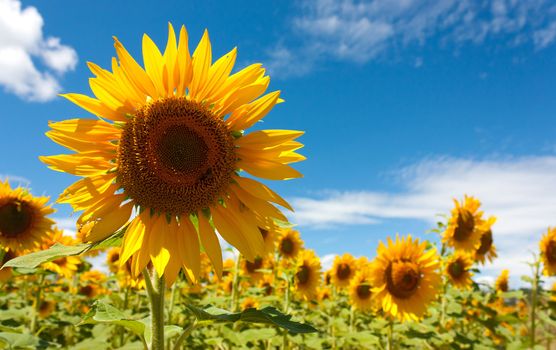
[1, 23, 556, 350]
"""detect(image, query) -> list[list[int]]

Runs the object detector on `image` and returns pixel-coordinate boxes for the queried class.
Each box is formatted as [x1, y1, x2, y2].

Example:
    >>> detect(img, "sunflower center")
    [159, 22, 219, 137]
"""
[385, 261, 421, 299]
[546, 241, 556, 264]
[118, 97, 236, 215]
[0, 200, 33, 238]
[296, 265, 310, 285]
[336, 263, 351, 280]
[454, 208, 475, 241]
[246, 257, 263, 273]
[53, 257, 67, 267]
[476, 230, 493, 255]
[356, 284, 372, 300]
[109, 252, 120, 264]
[448, 260, 464, 278]
[280, 238, 294, 255]
[79, 285, 95, 297]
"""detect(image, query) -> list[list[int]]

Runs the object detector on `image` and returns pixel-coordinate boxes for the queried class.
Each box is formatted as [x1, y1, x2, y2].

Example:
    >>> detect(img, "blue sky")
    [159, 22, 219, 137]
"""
[2, 0, 556, 284]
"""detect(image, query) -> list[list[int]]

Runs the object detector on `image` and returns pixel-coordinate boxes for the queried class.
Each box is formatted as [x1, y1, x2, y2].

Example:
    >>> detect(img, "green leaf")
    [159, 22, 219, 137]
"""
[2, 230, 123, 269]
[0, 332, 54, 349]
[185, 304, 318, 334]
[78, 300, 145, 336]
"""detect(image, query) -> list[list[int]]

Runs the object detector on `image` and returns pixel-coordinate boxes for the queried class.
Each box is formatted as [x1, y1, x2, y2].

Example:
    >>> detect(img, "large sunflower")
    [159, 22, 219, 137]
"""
[442, 196, 487, 252]
[0, 180, 55, 254]
[293, 249, 321, 299]
[370, 234, 441, 322]
[540, 227, 556, 276]
[444, 252, 474, 289]
[330, 253, 356, 289]
[40, 24, 304, 285]
[474, 216, 497, 264]
[349, 267, 375, 311]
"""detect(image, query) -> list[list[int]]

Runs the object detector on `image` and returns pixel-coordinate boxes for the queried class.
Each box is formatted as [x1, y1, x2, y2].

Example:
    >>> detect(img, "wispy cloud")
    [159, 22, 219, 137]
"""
[289, 155, 556, 284]
[0, 0, 77, 101]
[267, 0, 556, 77]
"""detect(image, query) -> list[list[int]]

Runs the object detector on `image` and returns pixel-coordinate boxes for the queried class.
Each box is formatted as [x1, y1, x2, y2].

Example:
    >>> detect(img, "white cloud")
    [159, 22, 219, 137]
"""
[0, 0, 77, 101]
[290, 156, 556, 286]
[320, 253, 336, 271]
[268, 0, 556, 76]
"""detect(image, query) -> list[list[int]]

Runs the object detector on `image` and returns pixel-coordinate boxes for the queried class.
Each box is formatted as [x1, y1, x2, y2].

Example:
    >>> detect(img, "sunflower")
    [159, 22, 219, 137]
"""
[241, 297, 259, 310]
[40, 24, 304, 286]
[241, 254, 273, 282]
[38, 300, 56, 318]
[370, 234, 441, 322]
[349, 267, 374, 311]
[42, 228, 82, 279]
[442, 196, 487, 252]
[106, 247, 121, 273]
[330, 253, 357, 289]
[474, 216, 497, 264]
[318, 286, 332, 302]
[540, 227, 556, 276]
[495, 269, 509, 293]
[0, 179, 55, 254]
[293, 249, 321, 299]
[259, 274, 275, 296]
[277, 229, 303, 260]
[79, 270, 108, 298]
[444, 252, 474, 289]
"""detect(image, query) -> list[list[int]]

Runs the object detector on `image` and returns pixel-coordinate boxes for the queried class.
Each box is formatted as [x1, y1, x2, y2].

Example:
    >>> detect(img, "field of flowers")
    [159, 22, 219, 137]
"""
[1, 23, 556, 349]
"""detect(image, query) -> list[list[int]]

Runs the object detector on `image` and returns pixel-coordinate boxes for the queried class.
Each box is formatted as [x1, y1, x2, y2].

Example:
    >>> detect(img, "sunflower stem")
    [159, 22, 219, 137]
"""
[173, 319, 197, 350]
[530, 257, 540, 347]
[30, 274, 45, 334]
[143, 268, 166, 350]
[282, 274, 291, 350]
[387, 319, 394, 350]
[230, 252, 241, 312]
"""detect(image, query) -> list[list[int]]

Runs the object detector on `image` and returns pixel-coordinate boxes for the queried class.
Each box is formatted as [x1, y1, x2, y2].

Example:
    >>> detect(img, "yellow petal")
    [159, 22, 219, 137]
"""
[230, 185, 287, 222]
[234, 176, 293, 211]
[197, 213, 223, 278]
[149, 215, 171, 277]
[120, 214, 147, 265]
[238, 157, 302, 180]
[227, 91, 281, 131]
[211, 204, 254, 260]
[178, 217, 201, 281]
[48, 118, 120, 141]
[113, 37, 157, 98]
[189, 29, 212, 100]
[176, 25, 192, 96]
[80, 201, 133, 242]
[217, 78, 270, 116]
[237, 130, 304, 149]
[40, 154, 112, 176]
[163, 23, 179, 94]
[198, 47, 237, 102]
[61, 93, 126, 122]
[142, 34, 167, 97]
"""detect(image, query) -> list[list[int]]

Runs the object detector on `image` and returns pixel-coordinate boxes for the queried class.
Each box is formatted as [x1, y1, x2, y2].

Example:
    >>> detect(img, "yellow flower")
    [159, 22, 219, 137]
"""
[349, 267, 375, 311]
[42, 228, 82, 279]
[330, 253, 357, 289]
[241, 297, 259, 310]
[259, 274, 275, 296]
[445, 252, 474, 289]
[317, 286, 332, 302]
[241, 255, 273, 282]
[38, 300, 56, 318]
[79, 270, 108, 298]
[442, 196, 487, 252]
[495, 269, 509, 293]
[0, 179, 55, 254]
[474, 217, 497, 264]
[540, 227, 556, 276]
[293, 249, 321, 299]
[259, 221, 278, 256]
[40, 24, 304, 286]
[370, 234, 441, 322]
[277, 229, 303, 260]
[106, 247, 121, 273]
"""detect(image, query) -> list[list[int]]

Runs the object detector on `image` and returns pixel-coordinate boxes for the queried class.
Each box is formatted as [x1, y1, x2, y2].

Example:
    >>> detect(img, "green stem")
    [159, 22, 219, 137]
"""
[387, 319, 394, 350]
[30, 274, 45, 334]
[230, 253, 242, 312]
[282, 274, 291, 350]
[349, 306, 355, 333]
[173, 319, 197, 350]
[143, 268, 166, 350]
[531, 260, 540, 347]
